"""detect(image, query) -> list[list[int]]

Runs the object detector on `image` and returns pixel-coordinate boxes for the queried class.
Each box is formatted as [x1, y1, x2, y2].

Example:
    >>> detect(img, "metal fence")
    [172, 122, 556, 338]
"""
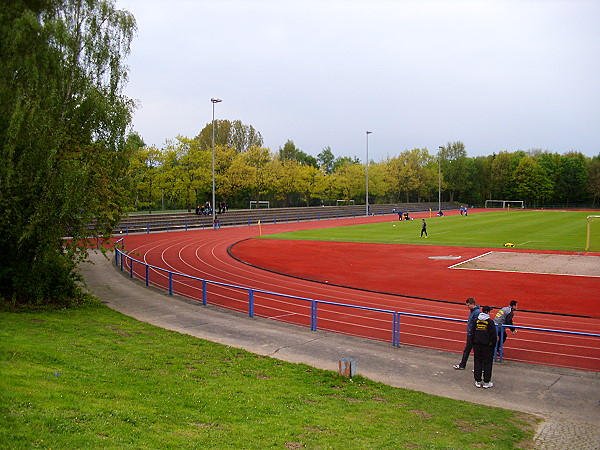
[114, 239, 600, 370]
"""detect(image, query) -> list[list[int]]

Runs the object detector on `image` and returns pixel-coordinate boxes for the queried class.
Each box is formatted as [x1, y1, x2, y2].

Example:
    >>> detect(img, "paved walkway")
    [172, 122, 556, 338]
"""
[81, 251, 600, 449]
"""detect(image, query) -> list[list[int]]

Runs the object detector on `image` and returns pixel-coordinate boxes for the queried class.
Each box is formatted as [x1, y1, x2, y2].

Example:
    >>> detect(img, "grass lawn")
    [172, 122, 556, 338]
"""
[0, 300, 537, 449]
[261, 210, 596, 252]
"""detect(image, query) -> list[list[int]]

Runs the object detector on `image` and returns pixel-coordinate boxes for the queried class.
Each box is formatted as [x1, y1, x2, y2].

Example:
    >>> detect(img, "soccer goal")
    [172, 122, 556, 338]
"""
[484, 200, 524, 209]
[249, 201, 269, 209]
[585, 215, 600, 251]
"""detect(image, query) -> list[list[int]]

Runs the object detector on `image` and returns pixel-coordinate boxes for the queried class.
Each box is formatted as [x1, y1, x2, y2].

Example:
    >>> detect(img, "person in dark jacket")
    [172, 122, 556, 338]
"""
[473, 306, 497, 388]
[454, 298, 480, 370]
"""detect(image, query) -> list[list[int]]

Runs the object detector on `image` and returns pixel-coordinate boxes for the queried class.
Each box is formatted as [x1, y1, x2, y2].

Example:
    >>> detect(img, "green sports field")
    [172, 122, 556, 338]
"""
[262, 210, 600, 252]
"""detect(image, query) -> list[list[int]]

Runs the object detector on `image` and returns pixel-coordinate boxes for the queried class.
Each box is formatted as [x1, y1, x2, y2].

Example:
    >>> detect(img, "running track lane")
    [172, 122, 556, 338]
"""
[119, 214, 600, 372]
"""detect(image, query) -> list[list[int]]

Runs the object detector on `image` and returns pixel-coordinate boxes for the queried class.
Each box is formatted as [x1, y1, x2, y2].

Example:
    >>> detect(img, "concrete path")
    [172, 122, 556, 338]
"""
[81, 251, 600, 449]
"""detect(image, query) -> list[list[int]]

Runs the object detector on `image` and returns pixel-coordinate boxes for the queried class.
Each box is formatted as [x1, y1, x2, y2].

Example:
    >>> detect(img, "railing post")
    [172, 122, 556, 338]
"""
[168, 273, 173, 295]
[310, 300, 317, 331]
[146, 224, 149, 233]
[129, 260, 133, 278]
[145, 265, 149, 286]
[202, 280, 207, 306]
[120, 254, 124, 271]
[248, 289, 254, 318]
[392, 312, 401, 347]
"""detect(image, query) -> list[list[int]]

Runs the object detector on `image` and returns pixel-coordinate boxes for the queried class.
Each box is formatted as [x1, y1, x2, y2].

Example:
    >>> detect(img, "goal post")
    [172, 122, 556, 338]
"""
[485, 200, 524, 209]
[249, 201, 269, 209]
[586, 215, 600, 251]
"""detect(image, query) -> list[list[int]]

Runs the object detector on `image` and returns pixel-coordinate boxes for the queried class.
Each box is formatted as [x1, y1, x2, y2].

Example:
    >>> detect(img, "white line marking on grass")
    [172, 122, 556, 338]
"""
[448, 251, 493, 269]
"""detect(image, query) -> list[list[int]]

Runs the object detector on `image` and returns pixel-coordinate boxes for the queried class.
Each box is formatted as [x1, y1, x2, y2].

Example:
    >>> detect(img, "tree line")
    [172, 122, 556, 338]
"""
[127, 123, 600, 211]
[2, 0, 598, 306]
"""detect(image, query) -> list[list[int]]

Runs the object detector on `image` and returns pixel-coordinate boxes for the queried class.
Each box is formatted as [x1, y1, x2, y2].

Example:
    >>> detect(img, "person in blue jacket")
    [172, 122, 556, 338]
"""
[454, 298, 480, 370]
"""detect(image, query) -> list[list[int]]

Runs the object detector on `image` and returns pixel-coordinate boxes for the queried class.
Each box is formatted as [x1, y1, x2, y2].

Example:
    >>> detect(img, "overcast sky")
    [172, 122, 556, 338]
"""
[115, 0, 600, 161]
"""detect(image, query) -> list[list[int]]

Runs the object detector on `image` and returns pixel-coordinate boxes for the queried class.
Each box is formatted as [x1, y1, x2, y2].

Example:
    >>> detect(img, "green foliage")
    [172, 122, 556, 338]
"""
[0, 303, 536, 448]
[195, 119, 263, 153]
[0, 0, 136, 304]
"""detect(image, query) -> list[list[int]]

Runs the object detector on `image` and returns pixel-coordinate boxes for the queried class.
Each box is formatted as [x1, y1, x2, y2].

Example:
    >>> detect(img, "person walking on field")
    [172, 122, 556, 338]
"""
[473, 306, 497, 388]
[454, 298, 480, 370]
[420, 219, 428, 238]
[494, 300, 518, 354]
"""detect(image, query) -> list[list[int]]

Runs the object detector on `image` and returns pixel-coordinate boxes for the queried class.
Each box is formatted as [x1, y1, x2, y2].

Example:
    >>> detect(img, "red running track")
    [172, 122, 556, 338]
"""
[119, 213, 600, 372]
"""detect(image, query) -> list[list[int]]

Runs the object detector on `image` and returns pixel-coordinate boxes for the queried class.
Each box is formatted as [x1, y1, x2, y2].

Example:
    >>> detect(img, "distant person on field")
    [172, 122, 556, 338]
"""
[460, 206, 464, 215]
[437, 210, 444, 216]
[473, 305, 497, 389]
[494, 300, 518, 347]
[420, 218, 427, 237]
[454, 298, 480, 370]
[464, 206, 468, 216]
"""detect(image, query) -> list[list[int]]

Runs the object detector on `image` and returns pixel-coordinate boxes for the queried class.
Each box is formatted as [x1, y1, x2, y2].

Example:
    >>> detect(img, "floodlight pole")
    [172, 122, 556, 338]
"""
[438, 146, 443, 212]
[366, 131, 372, 216]
[211, 98, 222, 224]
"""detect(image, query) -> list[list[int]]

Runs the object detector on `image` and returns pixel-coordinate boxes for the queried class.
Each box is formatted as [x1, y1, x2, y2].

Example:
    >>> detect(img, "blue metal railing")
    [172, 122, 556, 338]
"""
[114, 238, 600, 367]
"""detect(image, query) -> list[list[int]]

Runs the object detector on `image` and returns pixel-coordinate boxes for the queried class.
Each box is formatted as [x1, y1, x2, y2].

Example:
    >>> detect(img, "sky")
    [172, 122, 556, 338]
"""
[114, 0, 600, 161]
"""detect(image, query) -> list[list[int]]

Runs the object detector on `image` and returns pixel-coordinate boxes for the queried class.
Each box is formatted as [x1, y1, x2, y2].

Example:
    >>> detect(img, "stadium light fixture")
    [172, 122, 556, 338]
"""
[366, 131, 373, 216]
[211, 98, 222, 224]
[438, 146, 443, 212]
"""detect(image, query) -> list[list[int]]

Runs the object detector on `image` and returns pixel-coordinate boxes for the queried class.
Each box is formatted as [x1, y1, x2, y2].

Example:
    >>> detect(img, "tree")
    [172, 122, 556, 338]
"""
[196, 119, 263, 153]
[556, 153, 588, 205]
[0, 0, 137, 305]
[278, 140, 317, 167]
[129, 144, 163, 212]
[439, 141, 469, 202]
[588, 155, 600, 206]
[509, 157, 554, 204]
[317, 146, 335, 174]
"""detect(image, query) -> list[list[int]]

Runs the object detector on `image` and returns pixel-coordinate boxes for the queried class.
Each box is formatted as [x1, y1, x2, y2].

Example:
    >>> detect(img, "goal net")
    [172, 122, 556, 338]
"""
[249, 201, 269, 209]
[485, 200, 524, 209]
[586, 215, 600, 251]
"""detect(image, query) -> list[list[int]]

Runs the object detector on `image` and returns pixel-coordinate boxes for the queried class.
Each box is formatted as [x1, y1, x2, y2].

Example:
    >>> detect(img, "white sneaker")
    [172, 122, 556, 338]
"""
[483, 382, 494, 389]
[475, 381, 483, 388]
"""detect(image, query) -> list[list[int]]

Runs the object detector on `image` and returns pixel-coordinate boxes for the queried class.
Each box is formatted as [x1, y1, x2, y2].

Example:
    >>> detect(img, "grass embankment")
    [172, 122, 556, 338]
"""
[261, 210, 594, 252]
[1, 300, 536, 448]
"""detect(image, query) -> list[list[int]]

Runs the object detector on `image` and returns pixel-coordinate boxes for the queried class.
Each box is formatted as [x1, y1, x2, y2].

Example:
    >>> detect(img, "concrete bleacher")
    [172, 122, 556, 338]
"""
[112, 202, 456, 235]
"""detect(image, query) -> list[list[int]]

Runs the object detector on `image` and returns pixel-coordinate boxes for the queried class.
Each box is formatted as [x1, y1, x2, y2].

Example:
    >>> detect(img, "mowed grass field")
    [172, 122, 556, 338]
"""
[261, 210, 598, 252]
[0, 302, 536, 448]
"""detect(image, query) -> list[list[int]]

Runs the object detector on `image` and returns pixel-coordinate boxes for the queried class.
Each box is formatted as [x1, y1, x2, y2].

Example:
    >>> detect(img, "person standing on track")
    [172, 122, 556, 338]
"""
[420, 218, 428, 238]
[494, 300, 518, 351]
[473, 305, 497, 388]
[454, 298, 480, 370]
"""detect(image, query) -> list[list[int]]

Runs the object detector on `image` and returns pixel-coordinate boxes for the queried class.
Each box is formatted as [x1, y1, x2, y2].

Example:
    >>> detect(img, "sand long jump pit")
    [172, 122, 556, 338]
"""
[450, 251, 600, 277]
